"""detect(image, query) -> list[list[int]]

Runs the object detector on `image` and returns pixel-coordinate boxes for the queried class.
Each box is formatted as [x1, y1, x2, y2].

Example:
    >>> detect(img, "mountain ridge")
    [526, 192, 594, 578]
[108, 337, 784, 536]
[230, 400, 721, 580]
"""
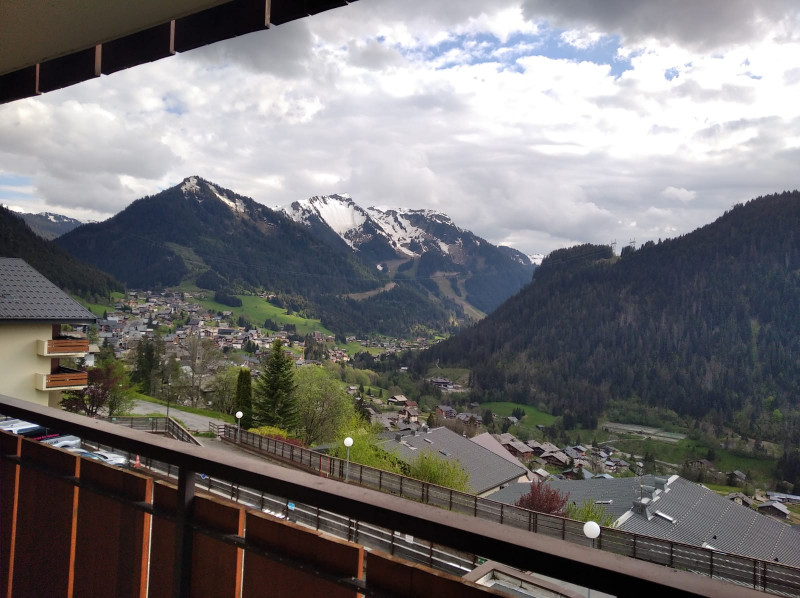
[55, 176, 533, 335]
[416, 190, 800, 439]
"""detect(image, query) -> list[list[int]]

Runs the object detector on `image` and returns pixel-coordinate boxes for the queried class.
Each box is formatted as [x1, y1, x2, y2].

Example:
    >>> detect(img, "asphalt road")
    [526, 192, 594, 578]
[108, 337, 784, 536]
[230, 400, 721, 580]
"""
[130, 400, 228, 434]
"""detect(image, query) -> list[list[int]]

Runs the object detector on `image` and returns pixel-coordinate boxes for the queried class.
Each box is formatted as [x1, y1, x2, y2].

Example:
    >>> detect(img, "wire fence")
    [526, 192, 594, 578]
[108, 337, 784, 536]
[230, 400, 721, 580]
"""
[217, 423, 800, 598]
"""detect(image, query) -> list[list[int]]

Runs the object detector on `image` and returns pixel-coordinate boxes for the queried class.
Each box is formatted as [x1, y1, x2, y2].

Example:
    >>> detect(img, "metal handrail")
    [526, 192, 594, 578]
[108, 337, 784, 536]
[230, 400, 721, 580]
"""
[222, 424, 800, 597]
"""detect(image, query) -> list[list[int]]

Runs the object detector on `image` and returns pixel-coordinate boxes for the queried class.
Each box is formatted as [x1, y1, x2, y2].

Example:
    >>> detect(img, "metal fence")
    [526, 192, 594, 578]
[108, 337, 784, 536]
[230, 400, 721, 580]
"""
[102, 415, 202, 446]
[217, 423, 800, 598]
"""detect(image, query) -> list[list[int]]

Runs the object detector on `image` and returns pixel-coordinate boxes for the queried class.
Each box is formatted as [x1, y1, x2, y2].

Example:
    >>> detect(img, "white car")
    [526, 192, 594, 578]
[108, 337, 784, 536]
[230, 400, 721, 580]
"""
[67, 448, 129, 467]
[41, 435, 82, 449]
[92, 450, 130, 467]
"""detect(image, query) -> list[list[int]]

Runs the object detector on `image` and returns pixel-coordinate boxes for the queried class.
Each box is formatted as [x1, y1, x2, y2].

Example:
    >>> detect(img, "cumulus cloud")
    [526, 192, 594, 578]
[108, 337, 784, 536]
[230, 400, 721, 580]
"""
[522, 0, 799, 51]
[1, 1, 800, 256]
[661, 187, 697, 203]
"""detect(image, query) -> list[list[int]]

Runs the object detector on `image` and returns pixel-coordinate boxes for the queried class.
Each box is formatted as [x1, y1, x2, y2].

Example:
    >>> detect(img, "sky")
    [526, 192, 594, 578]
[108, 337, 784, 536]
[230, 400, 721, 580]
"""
[1, 0, 799, 257]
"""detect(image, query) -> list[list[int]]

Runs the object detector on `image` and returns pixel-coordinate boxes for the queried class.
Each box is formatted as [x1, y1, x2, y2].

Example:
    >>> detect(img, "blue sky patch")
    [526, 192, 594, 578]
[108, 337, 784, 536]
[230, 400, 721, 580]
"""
[0, 174, 33, 201]
[412, 26, 632, 77]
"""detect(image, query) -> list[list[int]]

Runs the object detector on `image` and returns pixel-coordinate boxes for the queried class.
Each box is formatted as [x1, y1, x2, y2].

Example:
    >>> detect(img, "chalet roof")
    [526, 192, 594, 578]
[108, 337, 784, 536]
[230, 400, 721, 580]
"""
[490, 475, 800, 565]
[0, 258, 97, 323]
[381, 427, 526, 495]
[470, 432, 533, 478]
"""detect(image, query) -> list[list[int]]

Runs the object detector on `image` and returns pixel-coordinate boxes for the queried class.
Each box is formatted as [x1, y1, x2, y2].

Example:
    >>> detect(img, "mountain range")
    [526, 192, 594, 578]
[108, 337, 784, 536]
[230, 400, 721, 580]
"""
[282, 193, 534, 315]
[0, 205, 121, 301]
[17, 211, 85, 240]
[55, 177, 534, 335]
[417, 190, 800, 442]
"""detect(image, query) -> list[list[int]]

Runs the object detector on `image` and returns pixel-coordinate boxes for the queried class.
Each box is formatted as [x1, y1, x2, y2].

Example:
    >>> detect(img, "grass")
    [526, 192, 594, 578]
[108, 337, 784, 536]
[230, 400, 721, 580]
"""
[133, 391, 235, 424]
[480, 401, 557, 427]
[196, 294, 332, 336]
[428, 367, 471, 386]
[73, 291, 126, 317]
[611, 437, 776, 482]
[339, 341, 384, 356]
[702, 483, 741, 495]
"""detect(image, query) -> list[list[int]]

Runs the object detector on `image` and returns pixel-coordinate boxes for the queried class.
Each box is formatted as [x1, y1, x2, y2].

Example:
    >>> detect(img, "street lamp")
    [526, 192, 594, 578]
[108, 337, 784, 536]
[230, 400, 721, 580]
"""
[343, 437, 353, 481]
[583, 521, 600, 598]
[236, 410, 243, 443]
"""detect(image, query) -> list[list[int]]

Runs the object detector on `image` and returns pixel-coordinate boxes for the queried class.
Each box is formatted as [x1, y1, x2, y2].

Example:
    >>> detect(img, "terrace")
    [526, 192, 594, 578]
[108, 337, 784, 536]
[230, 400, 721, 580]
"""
[0, 394, 781, 598]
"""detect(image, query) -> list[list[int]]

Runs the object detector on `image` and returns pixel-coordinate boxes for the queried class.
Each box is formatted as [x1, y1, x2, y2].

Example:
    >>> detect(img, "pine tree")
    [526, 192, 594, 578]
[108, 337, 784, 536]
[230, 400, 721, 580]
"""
[253, 339, 298, 430]
[236, 367, 253, 429]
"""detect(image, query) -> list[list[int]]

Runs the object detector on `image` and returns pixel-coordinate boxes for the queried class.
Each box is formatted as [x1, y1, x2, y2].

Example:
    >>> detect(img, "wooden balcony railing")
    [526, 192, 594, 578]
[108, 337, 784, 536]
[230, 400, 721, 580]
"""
[0, 395, 775, 598]
[37, 338, 89, 357]
[46, 338, 89, 354]
[43, 367, 88, 389]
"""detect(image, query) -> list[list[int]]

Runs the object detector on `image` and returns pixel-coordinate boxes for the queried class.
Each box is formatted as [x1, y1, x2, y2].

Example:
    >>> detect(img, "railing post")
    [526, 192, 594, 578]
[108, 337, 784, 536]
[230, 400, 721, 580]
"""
[500, 504, 504, 524]
[399, 476, 403, 497]
[449, 489, 453, 510]
[174, 466, 196, 598]
[710, 551, 714, 579]
[561, 518, 565, 540]
[378, 470, 383, 490]
[474, 495, 478, 517]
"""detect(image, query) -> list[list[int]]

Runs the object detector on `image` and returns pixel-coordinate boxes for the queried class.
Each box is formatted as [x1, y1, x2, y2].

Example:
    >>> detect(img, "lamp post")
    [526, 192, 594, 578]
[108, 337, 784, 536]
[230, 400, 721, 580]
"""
[583, 520, 601, 598]
[236, 410, 243, 443]
[166, 381, 171, 421]
[344, 437, 353, 481]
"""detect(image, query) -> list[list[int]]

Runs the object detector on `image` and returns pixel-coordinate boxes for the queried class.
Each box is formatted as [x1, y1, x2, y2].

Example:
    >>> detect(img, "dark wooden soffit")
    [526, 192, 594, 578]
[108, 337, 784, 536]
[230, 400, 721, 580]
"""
[0, 0, 356, 104]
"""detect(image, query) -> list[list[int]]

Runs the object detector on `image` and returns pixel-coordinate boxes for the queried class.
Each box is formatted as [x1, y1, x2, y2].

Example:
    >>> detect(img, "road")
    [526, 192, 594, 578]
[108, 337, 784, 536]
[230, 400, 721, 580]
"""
[130, 400, 227, 434]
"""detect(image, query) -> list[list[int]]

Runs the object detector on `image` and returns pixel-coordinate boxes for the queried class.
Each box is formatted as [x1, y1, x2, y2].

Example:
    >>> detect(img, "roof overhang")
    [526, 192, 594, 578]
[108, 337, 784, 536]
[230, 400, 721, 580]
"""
[0, 0, 356, 104]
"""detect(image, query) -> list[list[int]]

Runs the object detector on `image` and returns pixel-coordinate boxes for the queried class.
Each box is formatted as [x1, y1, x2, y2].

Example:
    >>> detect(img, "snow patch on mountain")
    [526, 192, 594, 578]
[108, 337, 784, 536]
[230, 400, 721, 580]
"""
[208, 184, 245, 213]
[528, 253, 545, 266]
[181, 177, 201, 195]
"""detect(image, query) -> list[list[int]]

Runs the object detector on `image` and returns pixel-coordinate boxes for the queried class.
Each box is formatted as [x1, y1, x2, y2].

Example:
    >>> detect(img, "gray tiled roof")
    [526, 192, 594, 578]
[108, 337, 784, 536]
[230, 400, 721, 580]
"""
[491, 475, 800, 566]
[0, 258, 97, 323]
[380, 427, 526, 495]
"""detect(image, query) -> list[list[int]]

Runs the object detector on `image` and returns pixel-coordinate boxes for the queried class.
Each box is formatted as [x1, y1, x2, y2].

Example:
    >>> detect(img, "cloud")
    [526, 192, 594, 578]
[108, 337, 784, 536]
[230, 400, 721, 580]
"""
[0, 1, 799, 257]
[522, 0, 799, 51]
[661, 186, 696, 203]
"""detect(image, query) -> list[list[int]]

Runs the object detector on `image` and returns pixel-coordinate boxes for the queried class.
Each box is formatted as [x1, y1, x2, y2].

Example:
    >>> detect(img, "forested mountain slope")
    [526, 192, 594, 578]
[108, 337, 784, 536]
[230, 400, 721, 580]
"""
[419, 191, 800, 442]
[55, 177, 461, 336]
[0, 205, 122, 301]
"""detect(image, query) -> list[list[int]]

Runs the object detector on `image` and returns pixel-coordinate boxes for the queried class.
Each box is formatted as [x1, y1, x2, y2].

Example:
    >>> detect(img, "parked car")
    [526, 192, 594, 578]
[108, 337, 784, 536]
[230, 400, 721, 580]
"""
[40, 435, 82, 449]
[67, 448, 106, 462]
[91, 450, 130, 467]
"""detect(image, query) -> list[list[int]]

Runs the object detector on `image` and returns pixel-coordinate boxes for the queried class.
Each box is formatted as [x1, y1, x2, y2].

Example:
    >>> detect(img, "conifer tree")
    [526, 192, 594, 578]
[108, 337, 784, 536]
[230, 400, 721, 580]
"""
[236, 367, 253, 429]
[253, 339, 298, 430]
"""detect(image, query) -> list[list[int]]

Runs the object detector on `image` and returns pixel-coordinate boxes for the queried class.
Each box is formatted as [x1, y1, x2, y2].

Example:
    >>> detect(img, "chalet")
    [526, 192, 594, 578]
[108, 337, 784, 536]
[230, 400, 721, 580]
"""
[455, 412, 483, 428]
[497, 434, 533, 459]
[526, 440, 559, 457]
[505, 416, 519, 426]
[541, 451, 570, 467]
[562, 466, 593, 481]
[436, 405, 457, 420]
[380, 427, 527, 496]
[398, 407, 418, 423]
[429, 377, 454, 390]
[388, 395, 408, 406]
[757, 501, 790, 520]
[727, 470, 747, 484]
[686, 458, 715, 471]
[491, 475, 800, 567]
[725, 492, 756, 508]
[0, 258, 96, 407]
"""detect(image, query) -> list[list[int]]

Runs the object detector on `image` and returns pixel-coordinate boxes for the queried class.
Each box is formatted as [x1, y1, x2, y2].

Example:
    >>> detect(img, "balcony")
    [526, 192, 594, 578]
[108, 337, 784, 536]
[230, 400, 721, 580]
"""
[0, 395, 788, 598]
[36, 338, 89, 357]
[34, 366, 88, 391]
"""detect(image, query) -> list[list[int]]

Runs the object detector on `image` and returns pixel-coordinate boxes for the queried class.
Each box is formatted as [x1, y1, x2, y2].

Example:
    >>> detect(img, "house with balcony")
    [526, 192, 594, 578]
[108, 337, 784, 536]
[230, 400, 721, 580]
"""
[0, 258, 96, 408]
